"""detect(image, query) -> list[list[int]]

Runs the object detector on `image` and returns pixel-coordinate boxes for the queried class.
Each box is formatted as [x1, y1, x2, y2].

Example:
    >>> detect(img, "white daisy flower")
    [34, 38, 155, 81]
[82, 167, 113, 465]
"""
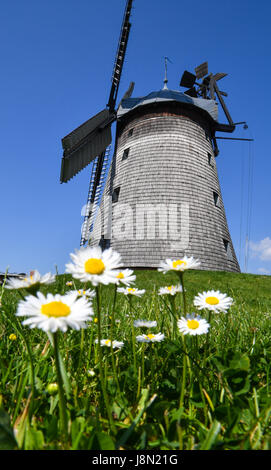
[87, 369, 95, 377]
[76, 288, 95, 299]
[133, 320, 157, 328]
[193, 290, 233, 313]
[5, 270, 55, 290]
[114, 269, 136, 286]
[158, 256, 201, 274]
[95, 339, 124, 349]
[16, 291, 94, 333]
[177, 314, 210, 336]
[117, 287, 145, 297]
[65, 246, 122, 286]
[158, 285, 183, 296]
[136, 333, 165, 343]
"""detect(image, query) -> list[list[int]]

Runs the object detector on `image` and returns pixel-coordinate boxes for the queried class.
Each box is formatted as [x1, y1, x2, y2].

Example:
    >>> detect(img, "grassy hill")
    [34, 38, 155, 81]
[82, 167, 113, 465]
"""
[0, 269, 271, 450]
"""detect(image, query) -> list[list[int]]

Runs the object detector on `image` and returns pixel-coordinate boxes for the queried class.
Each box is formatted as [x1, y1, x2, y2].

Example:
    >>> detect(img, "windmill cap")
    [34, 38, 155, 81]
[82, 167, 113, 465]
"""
[117, 88, 218, 122]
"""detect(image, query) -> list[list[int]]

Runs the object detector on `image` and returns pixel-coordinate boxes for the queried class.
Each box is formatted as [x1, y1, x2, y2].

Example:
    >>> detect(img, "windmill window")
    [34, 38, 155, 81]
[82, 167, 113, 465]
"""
[213, 191, 220, 207]
[223, 239, 229, 252]
[223, 238, 233, 259]
[112, 187, 120, 203]
[122, 148, 130, 160]
[128, 128, 134, 137]
[99, 235, 110, 250]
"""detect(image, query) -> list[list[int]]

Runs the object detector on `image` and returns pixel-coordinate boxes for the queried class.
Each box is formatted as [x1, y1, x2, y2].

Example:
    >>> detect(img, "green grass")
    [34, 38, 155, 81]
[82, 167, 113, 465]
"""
[0, 269, 271, 450]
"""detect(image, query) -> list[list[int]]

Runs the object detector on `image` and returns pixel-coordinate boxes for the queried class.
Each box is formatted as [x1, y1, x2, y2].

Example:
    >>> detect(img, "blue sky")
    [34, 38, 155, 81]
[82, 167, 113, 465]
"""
[1, 0, 270, 276]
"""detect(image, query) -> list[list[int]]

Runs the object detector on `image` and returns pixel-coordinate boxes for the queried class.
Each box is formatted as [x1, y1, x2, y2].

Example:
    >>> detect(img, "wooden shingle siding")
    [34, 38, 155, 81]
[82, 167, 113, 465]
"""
[90, 101, 240, 272]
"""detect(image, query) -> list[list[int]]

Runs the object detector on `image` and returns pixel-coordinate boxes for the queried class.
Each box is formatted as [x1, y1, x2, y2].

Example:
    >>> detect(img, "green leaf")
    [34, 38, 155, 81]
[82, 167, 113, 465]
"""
[229, 353, 250, 371]
[214, 404, 241, 434]
[200, 420, 221, 450]
[47, 332, 71, 398]
[89, 432, 115, 450]
[224, 369, 250, 396]
[150, 401, 171, 421]
[46, 415, 58, 441]
[24, 425, 44, 450]
[0, 409, 18, 450]
[71, 417, 87, 450]
[116, 388, 154, 449]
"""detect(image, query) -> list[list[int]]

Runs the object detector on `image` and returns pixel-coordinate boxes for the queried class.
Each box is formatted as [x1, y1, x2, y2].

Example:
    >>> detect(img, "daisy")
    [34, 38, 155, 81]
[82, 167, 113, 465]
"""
[133, 320, 157, 328]
[16, 291, 94, 333]
[177, 314, 210, 336]
[65, 246, 122, 286]
[95, 339, 124, 349]
[117, 287, 145, 297]
[87, 369, 95, 377]
[76, 288, 95, 299]
[5, 270, 55, 290]
[114, 268, 136, 286]
[158, 285, 183, 296]
[136, 333, 165, 343]
[193, 290, 233, 313]
[158, 256, 201, 274]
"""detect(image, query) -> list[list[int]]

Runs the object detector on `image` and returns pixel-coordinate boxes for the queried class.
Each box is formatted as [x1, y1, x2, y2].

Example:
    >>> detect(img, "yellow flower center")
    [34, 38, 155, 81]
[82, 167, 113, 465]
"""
[167, 286, 173, 291]
[146, 334, 155, 340]
[205, 296, 219, 305]
[128, 288, 136, 293]
[172, 259, 187, 269]
[187, 319, 200, 330]
[78, 290, 86, 295]
[105, 340, 111, 345]
[84, 258, 105, 275]
[117, 272, 124, 279]
[41, 301, 71, 318]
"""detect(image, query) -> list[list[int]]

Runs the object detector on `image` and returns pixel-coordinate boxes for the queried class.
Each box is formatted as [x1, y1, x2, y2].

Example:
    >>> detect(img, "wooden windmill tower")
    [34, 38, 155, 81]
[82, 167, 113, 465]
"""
[60, 0, 240, 273]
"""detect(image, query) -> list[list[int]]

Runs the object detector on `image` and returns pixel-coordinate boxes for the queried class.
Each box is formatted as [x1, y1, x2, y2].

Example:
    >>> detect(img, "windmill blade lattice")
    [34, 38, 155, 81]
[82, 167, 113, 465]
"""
[80, 145, 112, 246]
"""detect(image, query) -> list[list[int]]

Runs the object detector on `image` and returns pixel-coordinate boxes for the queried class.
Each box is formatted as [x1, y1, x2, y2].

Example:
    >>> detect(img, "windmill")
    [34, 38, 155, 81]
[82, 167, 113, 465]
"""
[60, 1, 243, 273]
[60, 0, 134, 246]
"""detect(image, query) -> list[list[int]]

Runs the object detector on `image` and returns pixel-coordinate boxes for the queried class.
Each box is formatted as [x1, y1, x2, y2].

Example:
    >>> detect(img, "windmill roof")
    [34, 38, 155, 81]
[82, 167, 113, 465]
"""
[117, 88, 218, 122]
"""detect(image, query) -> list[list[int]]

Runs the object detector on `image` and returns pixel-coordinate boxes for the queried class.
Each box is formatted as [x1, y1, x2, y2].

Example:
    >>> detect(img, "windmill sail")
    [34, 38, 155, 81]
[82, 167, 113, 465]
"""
[107, 0, 133, 111]
[80, 145, 111, 246]
[60, 109, 112, 183]
[79, 0, 134, 244]
[60, 0, 134, 246]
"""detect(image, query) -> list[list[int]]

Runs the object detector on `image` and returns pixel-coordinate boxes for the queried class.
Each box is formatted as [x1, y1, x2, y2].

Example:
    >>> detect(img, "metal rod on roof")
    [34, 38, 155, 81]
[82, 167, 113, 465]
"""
[163, 57, 173, 90]
[215, 137, 254, 141]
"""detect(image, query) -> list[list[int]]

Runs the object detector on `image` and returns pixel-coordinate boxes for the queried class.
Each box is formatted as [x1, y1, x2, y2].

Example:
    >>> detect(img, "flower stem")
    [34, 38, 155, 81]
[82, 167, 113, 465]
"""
[95, 286, 114, 431]
[204, 310, 212, 363]
[179, 335, 187, 409]
[169, 295, 178, 339]
[109, 284, 118, 388]
[110, 284, 117, 339]
[179, 272, 187, 316]
[86, 323, 95, 372]
[52, 331, 68, 443]
[78, 328, 85, 372]
[129, 296, 137, 378]
[141, 343, 145, 389]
